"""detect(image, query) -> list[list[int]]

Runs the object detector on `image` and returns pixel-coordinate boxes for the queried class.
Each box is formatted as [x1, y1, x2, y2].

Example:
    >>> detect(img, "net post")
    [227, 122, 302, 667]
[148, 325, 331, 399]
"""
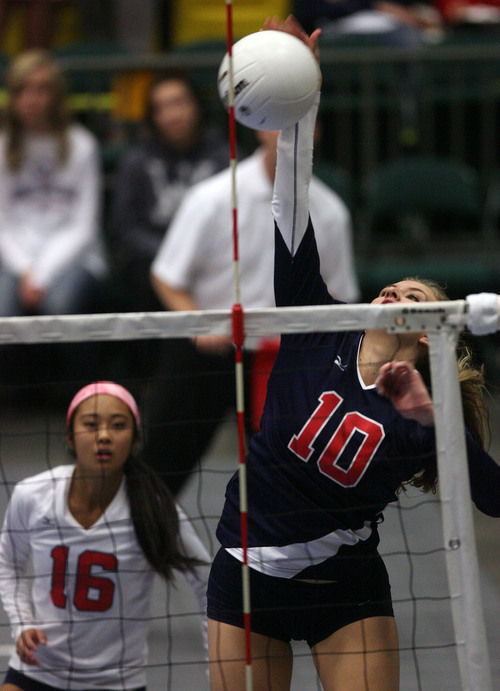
[428, 328, 493, 691]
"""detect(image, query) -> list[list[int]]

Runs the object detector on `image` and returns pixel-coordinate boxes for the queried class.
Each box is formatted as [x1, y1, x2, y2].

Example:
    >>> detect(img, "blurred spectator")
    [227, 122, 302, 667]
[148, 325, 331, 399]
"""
[435, 0, 500, 26]
[0, 49, 106, 318]
[109, 69, 228, 313]
[294, 0, 441, 41]
[75, 0, 161, 52]
[0, 0, 57, 49]
[146, 128, 359, 496]
[0, 49, 106, 398]
[293, 1, 442, 139]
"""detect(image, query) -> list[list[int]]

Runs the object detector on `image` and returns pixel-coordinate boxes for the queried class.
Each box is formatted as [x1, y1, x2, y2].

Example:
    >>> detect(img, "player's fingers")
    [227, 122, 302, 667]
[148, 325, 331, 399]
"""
[20, 628, 46, 651]
[391, 361, 411, 375]
[285, 15, 322, 56]
[285, 14, 308, 37]
[385, 361, 411, 386]
[263, 15, 321, 65]
[391, 365, 411, 390]
[17, 632, 44, 666]
[264, 15, 288, 33]
[20, 630, 37, 651]
[19, 649, 39, 666]
[32, 629, 47, 645]
[306, 28, 322, 60]
[375, 369, 392, 395]
[376, 362, 406, 396]
[376, 361, 393, 382]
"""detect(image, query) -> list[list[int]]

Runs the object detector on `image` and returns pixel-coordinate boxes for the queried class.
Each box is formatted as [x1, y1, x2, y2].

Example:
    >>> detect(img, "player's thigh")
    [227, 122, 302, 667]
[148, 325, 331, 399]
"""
[311, 615, 399, 691]
[208, 618, 293, 691]
[1, 684, 24, 691]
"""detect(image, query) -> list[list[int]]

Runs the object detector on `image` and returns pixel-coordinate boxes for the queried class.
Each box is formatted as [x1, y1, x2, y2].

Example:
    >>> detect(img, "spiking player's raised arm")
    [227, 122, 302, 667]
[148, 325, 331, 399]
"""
[270, 15, 321, 257]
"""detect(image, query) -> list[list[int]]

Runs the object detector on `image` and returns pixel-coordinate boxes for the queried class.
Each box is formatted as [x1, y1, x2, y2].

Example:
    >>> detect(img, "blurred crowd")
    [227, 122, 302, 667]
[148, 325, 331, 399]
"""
[2, 0, 500, 56]
[2, 0, 497, 318]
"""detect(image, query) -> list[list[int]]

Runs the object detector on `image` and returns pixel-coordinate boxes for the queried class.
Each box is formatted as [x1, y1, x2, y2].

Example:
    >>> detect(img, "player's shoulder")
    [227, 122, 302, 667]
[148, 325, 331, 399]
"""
[14, 465, 74, 495]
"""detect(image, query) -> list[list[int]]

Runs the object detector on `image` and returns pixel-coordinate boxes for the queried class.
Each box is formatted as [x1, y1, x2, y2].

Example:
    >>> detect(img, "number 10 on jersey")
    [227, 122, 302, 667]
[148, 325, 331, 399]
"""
[288, 391, 385, 487]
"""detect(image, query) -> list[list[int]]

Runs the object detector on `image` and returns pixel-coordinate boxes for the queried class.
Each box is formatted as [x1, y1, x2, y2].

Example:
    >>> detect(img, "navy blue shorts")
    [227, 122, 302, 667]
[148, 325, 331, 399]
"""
[207, 548, 394, 648]
[3, 667, 146, 691]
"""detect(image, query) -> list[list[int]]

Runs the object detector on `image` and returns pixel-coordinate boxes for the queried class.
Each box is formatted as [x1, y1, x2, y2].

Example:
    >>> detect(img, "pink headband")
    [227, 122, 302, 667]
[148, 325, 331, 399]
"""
[66, 382, 141, 428]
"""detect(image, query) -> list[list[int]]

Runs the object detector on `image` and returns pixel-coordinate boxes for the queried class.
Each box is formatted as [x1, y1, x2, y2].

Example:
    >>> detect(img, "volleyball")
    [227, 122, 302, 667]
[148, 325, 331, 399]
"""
[217, 30, 321, 131]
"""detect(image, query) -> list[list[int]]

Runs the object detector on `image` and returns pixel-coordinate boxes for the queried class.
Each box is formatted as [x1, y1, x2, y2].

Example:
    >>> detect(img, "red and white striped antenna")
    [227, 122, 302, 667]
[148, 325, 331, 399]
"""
[225, 1, 253, 689]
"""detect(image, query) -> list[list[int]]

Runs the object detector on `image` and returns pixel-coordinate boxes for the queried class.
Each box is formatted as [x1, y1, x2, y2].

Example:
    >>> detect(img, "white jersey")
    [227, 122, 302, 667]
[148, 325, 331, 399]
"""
[0, 465, 210, 689]
[0, 125, 106, 288]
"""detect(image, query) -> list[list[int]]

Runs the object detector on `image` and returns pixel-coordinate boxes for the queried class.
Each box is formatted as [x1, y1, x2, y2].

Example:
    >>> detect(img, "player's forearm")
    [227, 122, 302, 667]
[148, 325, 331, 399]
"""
[0, 567, 34, 639]
[272, 93, 319, 256]
[151, 274, 199, 312]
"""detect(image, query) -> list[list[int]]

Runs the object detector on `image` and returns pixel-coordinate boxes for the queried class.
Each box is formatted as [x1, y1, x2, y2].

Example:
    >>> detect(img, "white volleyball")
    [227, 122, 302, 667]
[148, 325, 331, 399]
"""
[218, 30, 321, 131]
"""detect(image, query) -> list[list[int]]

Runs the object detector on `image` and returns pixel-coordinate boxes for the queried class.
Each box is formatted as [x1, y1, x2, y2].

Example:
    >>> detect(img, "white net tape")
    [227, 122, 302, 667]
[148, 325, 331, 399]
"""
[0, 300, 469, 344]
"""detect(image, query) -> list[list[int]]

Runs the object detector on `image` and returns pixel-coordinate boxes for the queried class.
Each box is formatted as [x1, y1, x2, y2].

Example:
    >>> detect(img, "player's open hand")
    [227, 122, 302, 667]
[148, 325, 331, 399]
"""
[376, 361, 434, 427]
[16, 628, 47, 666]
[264, 14, 322, 64]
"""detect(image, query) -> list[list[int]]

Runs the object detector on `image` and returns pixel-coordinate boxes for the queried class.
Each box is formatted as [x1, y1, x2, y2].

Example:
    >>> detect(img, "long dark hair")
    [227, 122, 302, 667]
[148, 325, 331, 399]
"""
[124, 452, 203, 579]
[67, 415, 203, 579]
[404, 277, 489, 494]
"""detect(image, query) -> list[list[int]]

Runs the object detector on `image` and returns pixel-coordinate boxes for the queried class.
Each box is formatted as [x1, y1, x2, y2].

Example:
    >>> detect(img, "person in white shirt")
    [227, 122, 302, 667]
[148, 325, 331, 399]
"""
[145, 127, 359, 495]
[0, 49, 106, 318]
[0, 381, 210, 691]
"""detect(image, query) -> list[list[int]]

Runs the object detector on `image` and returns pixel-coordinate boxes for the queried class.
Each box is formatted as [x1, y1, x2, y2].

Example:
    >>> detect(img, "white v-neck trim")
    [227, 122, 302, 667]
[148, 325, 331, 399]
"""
[357, 334, 377, 390]
[63, 470, 126, 531]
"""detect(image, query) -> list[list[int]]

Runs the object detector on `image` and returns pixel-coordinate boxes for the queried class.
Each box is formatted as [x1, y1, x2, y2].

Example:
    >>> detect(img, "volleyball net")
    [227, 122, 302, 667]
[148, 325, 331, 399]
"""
[0, 297, 498, 690]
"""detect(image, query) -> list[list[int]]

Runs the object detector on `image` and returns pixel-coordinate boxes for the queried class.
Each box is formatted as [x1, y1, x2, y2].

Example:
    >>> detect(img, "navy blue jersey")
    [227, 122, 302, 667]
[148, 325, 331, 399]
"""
[216, 220, 500, 580]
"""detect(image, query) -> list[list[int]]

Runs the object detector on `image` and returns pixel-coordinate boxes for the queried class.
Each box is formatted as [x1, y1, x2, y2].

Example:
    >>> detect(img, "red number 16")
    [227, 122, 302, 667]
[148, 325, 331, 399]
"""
[51, 546, 117, 612]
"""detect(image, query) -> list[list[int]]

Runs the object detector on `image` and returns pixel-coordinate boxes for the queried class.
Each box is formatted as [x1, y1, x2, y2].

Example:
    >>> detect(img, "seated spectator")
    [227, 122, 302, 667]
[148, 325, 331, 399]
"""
[145, 127, 360, 496]
[435, 0, 500, 27]
[0, 49, 106, 318]
[0, 49, 106, 396]
[294, 0, 441, 42]
[109, 69, 228, 314]
[293, 0, 443, 137]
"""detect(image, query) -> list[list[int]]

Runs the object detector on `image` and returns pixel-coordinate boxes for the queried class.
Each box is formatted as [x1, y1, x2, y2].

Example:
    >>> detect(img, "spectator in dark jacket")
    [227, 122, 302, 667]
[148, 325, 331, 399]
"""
[110, 69, 228, 312]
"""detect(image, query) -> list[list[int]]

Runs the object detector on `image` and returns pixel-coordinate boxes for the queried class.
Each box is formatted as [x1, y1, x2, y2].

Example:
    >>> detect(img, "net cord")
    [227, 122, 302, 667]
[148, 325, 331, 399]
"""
[428, 329, 493, 691]
[0, 300, 470, 344]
